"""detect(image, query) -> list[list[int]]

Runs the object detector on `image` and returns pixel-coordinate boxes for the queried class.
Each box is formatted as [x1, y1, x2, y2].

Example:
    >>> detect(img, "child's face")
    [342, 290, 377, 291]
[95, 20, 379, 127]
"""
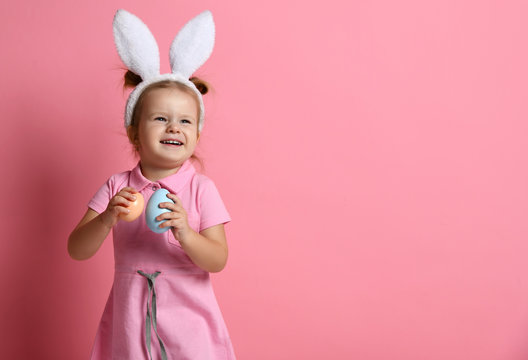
[136, 86, 200, 170]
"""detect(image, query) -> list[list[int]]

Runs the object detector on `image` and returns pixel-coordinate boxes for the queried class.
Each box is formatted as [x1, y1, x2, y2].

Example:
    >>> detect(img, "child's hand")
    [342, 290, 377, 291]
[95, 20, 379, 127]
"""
[157, 193, 193, 242]
[100, 187, 139, 229]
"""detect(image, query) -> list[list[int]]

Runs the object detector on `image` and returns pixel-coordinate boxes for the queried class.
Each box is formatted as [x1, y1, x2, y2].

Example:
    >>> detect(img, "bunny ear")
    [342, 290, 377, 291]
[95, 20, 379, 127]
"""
[113, 9, 160, 80]
[169, 10, 215, 78]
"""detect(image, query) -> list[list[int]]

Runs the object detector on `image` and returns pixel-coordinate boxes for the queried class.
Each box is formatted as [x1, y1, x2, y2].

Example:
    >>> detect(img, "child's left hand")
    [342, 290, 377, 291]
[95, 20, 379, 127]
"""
[157, 193, 193, 242]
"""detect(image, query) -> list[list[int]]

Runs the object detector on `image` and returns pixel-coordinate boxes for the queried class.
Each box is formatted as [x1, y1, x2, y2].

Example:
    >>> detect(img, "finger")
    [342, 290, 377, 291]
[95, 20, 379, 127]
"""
[166, 193, 182, 206]
[113, 205, 130, 216]
[159, 218, 184, 229]
[120, 193, 137, 202]
[118, 189, 138, 201]
[164, 195, 188, 214]
[121, 187, 139, 194]
[111, 196, 132, 208]
[156, 212, 183, 222]
[158, 219, 172, 228]
[158, 201, 181, 211]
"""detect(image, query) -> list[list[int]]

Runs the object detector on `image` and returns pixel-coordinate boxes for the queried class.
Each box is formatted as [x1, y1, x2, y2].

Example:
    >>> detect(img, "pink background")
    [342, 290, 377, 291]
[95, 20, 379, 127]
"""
[1, 0, 527, 359]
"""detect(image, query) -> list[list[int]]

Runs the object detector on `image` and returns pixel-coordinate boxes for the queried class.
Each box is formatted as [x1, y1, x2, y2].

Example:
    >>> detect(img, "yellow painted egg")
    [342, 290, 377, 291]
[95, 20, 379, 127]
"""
[119, 192, 145, 222]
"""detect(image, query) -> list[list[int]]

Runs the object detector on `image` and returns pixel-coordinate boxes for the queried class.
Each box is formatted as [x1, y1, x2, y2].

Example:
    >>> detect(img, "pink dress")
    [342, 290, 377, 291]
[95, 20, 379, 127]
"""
[87, 160, 235, 359]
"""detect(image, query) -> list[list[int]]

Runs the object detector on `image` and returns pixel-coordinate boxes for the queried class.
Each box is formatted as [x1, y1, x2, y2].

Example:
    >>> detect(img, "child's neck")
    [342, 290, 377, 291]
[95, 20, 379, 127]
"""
[139, 162, 183, 182]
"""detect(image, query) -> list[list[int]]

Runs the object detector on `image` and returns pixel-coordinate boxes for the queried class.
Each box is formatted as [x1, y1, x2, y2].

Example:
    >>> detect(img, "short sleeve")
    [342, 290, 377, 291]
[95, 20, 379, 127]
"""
[87, 177, 115, 214]
[198, 178, 231, 232]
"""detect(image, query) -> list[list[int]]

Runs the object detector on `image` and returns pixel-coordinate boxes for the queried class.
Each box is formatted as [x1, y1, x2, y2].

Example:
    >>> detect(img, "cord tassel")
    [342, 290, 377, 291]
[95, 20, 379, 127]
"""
[137, 270, 168, 360]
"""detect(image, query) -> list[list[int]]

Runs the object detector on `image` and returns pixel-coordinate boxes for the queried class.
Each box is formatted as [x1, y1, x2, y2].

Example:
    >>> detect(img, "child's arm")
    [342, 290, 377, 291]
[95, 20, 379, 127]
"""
[67, 209, 112, 260]
[68, 187, 138, 260]
[158, 194, 228, 272]
[180, 224, 228, 273]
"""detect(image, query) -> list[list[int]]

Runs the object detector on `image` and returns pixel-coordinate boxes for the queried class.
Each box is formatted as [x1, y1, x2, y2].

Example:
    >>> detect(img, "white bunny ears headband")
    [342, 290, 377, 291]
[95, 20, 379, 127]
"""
[113, 9, 215, 132]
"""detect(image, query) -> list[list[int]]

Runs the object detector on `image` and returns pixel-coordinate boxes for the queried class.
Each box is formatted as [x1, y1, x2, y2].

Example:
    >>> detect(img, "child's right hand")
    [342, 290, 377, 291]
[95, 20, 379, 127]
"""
[100, 187, 139, 228]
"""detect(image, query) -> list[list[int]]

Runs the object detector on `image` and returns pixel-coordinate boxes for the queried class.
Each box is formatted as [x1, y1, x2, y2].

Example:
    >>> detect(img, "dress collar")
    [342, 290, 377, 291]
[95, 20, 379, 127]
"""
[129, 160, 196, 195]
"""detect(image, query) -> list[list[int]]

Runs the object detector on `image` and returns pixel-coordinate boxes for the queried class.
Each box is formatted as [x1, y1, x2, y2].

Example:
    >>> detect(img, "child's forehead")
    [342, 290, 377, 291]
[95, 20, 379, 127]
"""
[145, 86, 192, 98]
[144, 87, 197, 105]
[140, 86, 200, 115]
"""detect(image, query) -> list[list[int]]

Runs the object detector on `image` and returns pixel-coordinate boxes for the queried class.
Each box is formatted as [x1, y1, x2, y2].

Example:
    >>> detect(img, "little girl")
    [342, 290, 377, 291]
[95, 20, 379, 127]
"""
[68, 9, 235, 360]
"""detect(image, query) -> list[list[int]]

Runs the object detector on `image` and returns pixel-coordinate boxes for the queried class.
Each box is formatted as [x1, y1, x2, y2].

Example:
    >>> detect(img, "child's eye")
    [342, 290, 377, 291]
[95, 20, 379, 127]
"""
[180, 119, 191, 124]
[155, 117, 167, 122]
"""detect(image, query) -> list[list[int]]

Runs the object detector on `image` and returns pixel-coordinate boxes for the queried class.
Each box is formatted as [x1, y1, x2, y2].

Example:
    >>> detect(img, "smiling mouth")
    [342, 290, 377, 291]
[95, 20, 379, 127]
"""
[160, 140, 183, 146]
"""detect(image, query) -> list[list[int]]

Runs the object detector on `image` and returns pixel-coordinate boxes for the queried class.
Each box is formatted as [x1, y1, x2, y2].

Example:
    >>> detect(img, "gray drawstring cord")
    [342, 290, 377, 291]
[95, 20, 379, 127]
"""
[137, 270, 168, 360]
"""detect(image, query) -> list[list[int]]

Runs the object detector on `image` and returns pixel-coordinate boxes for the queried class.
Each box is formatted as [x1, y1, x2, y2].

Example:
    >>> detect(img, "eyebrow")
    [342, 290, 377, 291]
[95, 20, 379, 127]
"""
[147, 112, 197, 120]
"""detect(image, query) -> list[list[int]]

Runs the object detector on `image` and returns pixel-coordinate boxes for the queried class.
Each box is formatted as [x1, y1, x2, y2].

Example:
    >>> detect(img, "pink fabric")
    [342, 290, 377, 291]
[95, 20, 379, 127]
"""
[88, 160, 235, 359]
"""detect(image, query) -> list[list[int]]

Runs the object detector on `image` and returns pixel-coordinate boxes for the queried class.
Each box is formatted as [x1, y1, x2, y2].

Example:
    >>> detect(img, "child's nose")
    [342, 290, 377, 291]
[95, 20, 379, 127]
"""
[167, 121, 181, 133]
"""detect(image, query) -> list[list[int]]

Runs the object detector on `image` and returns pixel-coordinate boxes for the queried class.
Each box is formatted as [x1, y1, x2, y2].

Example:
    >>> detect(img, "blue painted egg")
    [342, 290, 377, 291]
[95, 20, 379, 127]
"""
[145, 188, 174, 233]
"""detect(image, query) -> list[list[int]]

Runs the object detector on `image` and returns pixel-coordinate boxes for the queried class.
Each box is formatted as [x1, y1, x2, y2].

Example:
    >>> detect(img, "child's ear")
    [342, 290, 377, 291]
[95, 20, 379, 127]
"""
[126, 126, 134, 142]
[127, 126, 139, 148]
